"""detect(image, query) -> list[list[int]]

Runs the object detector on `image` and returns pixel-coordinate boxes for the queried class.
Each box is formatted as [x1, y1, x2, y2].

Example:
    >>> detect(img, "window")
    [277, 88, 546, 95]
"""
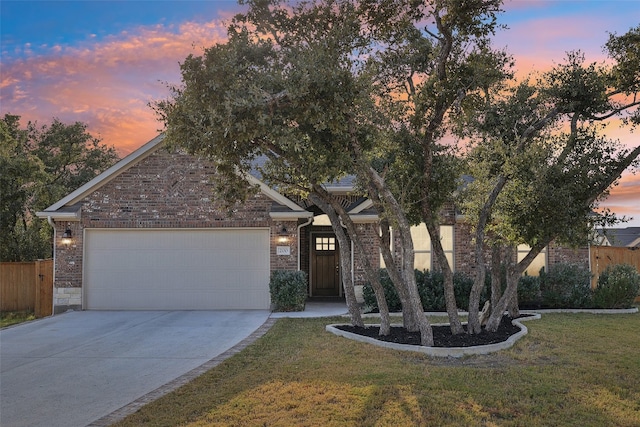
[412, 224, 454, 271]
[381, 224, 454, 271]
[315, 237, 336, 251]
[517, 244, 547, 276]
[412, 224, 432, 271]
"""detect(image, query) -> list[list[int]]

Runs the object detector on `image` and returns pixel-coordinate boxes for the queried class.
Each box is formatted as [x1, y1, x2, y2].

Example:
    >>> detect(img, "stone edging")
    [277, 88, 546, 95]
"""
[326, 314, 542, 358]
[327, 307, 637, 357]
[521, 307, 638, 314]
[86, 318, 278, 427]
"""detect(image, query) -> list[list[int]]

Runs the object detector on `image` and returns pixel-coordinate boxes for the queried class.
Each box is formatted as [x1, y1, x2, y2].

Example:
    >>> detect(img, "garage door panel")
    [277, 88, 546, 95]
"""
[84, 229, 270, 310]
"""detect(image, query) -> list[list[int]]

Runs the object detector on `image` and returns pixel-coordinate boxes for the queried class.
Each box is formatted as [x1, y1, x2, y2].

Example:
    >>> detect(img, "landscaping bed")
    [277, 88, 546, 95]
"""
[336, 315, 522, 347]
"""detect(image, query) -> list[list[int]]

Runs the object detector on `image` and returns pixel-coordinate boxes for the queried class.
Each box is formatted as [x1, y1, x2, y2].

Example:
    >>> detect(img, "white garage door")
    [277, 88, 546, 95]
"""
[84, 228, 271, 310]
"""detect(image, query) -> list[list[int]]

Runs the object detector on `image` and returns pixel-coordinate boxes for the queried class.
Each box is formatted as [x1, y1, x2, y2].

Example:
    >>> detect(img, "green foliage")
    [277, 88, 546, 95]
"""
[0, 311, 36, 328]
[517, 274, 541, 308]
[269, 270, 308, 312]
[363, 269, 402, 311]
[539, 263, 593, 309]
[363, 269, 488, 312]
[0, 114, 118, 261]
[593, 264, 640, 309]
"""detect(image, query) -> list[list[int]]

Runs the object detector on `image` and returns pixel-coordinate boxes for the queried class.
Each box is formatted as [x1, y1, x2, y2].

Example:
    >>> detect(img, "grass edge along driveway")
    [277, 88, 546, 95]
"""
[114, 312, 640, 427]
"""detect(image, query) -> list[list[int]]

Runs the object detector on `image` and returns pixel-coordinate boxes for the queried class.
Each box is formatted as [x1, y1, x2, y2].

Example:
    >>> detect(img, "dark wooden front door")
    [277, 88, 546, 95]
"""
[311, 234, 340, 296]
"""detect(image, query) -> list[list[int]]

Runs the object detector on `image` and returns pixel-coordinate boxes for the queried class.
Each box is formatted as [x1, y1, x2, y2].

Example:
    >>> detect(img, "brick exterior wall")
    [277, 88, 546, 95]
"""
[352, 223, 380, 287]
[52, 148, 297, 312]
[547, 242, 590, 270]
[50, 148, 590, 312]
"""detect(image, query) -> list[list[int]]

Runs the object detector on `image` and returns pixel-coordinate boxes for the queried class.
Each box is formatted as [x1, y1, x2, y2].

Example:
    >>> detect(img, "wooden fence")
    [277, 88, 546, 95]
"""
[590, 246, 640, 302]
[0, 259, 53, 317]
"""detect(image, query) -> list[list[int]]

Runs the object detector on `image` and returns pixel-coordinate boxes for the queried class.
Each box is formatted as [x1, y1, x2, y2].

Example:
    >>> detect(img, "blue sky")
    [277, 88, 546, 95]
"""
[1, 1, 239, 56]
[1, 0, 639, 225]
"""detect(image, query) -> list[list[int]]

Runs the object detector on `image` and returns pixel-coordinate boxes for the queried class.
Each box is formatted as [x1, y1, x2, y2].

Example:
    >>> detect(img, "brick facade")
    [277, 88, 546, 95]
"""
[49, 146, 377, 312]
[47, 143, 590, 312]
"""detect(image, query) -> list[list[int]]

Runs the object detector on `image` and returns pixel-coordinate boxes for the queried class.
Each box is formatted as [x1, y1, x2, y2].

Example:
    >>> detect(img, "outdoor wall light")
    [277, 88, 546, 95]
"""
[61, 228, 73, 245]
[277, 226, 289, 243]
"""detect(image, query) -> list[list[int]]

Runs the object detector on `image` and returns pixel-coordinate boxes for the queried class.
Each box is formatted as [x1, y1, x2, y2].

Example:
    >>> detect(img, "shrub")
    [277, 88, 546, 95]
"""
[417, 270, 446, 312]
[269, 270, 308, 312]
[454, 271, 487, 311]
[362, 269, 403, 312]
[592, 264, 640, 309]
[518, 274, 541, 308]
[363, 269, 487, 312]
[539, 263, 592, 308]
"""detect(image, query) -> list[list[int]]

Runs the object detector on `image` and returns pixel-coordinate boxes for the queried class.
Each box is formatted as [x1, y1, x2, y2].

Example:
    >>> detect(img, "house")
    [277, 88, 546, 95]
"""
[36, 135, 379, 313]
[593, 227, 640, 248]
[37, 135, 589, 314]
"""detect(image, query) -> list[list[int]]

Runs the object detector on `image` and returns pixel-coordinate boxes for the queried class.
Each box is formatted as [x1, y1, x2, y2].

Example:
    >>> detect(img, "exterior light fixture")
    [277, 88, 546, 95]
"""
[61, 228, 73, 245]
[278, 226, 289, 243]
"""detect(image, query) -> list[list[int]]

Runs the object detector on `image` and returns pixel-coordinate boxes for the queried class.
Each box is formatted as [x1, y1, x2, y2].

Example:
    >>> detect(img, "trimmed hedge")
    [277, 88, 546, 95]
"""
[363, 269, 489, 312]
[539, 263, 593, 309]
[592, 264, 640, 309]
[269, 270, 308, 312]
[364, 263, 640, 312]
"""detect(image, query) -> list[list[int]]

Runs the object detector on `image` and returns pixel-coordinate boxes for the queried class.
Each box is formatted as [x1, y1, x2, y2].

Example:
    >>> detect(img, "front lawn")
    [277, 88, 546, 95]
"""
[115, 312, 640, 427]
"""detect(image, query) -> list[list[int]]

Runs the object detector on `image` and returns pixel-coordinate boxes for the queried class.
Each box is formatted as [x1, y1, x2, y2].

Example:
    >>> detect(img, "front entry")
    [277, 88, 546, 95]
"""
[311, 234, 340, 297]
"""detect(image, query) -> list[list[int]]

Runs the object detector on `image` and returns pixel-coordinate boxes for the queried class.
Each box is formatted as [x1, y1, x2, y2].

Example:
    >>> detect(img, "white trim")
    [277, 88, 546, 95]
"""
[36, 133, 306, 216]
[269, 211, 314, 220]
[349, 214, 379, 223]
[244, 173, 306, 212]
[628, 237, 640, 247]
[36, 210, 81, 221]
[322, 185, 355, 193]
[348, 199, 373, 214]
[297, 217, 314, 270]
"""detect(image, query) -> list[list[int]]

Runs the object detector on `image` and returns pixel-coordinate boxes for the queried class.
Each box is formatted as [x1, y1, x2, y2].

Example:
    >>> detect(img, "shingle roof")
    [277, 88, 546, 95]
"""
[595, 227, 640, 247]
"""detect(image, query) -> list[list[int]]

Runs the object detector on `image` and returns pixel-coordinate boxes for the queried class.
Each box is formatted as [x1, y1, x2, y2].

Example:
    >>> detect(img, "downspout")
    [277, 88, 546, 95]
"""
[47, 216, 56, 316]
[297, 216, 314, 271]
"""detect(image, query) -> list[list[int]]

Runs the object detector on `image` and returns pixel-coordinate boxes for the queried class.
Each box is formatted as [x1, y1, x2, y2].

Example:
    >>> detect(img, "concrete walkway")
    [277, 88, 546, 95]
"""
[270, 301, 349, 318]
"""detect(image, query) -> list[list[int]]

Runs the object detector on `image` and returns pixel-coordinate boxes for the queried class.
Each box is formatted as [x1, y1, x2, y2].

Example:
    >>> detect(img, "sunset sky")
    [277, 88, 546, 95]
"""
[2, 0, 639, 226]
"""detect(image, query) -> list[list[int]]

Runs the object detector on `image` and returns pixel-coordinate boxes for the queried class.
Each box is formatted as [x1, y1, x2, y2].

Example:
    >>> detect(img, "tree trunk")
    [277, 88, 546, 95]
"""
[507, 288, 520, 319]
[308, 193, 363, 328]
[379, 219, 417, 331]
[423, 219, 463, 334]
[367, 167, 433, 346]
[490, 243, 503, 310]
[349, 132, 432, 345]
[310, 188, 391, 335]
[485, 242, 546, 331]
[467, 264, 486, 334]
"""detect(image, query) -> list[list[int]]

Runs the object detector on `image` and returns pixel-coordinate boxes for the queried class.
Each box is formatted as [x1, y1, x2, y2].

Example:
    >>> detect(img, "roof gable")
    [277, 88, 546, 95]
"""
[37, 134, 306, 218]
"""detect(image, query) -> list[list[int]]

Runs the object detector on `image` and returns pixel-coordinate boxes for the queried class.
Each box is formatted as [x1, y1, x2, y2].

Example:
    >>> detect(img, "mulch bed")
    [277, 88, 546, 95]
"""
[336, 315, 523, 347]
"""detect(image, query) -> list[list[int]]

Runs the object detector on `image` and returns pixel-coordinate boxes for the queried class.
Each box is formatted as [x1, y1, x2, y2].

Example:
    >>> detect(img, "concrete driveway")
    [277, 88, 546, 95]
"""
[0, 310, 270, 427]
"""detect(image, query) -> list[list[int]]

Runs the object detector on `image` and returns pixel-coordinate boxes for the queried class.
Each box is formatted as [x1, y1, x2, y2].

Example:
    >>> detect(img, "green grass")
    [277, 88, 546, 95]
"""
[115, 313, 640, 427]
[0, 311, 36, 328]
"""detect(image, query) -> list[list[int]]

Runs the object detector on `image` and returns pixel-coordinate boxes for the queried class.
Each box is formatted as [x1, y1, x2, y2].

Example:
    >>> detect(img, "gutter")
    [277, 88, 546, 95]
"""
[297, 216, 314, 270]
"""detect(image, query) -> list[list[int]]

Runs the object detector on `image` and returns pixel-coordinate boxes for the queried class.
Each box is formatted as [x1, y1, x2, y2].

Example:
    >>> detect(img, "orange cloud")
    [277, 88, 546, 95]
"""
[599, 172, 640, 226]
[2, 8, 639, 226]
[1, 19, 229, 155]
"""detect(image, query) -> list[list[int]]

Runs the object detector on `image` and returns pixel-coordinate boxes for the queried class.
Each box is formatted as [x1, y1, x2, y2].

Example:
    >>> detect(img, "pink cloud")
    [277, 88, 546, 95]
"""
[2, 7, 638, 227]
[599, 172, 640, 226]
[1, 19, 229, 156]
